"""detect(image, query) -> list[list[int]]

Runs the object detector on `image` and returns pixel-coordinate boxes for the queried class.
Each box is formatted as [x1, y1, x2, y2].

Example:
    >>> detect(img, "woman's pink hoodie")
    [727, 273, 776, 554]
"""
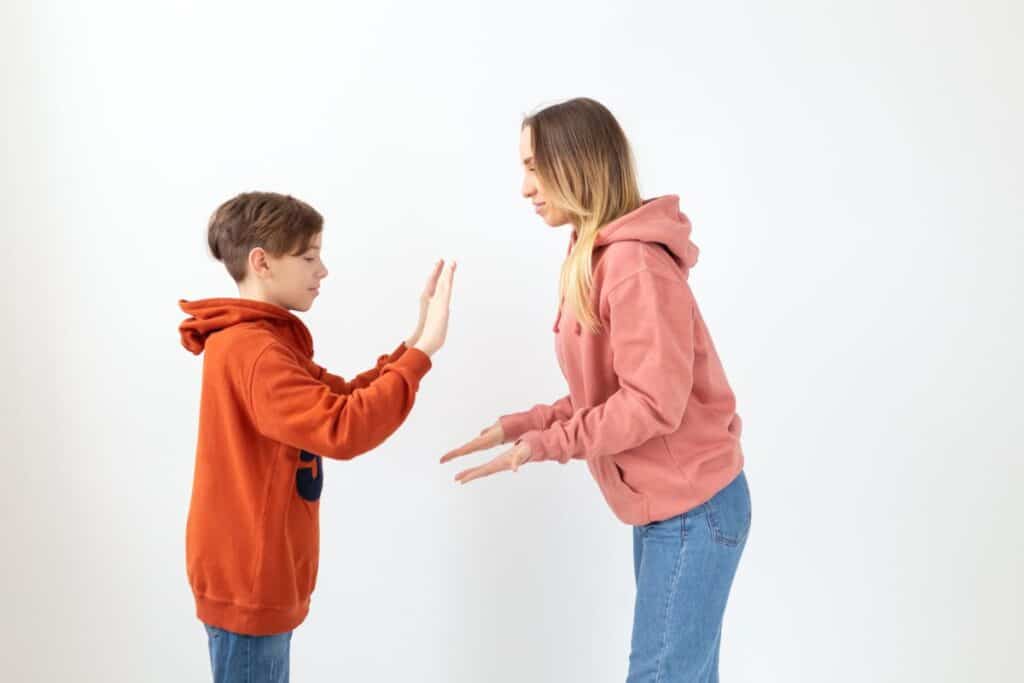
[500, 195, 744, 526]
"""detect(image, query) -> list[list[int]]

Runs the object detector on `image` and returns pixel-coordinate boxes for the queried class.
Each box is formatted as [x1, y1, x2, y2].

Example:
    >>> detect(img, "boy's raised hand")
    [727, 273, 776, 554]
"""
[412, 261, 456, 357]
[406, 260, 445, 348]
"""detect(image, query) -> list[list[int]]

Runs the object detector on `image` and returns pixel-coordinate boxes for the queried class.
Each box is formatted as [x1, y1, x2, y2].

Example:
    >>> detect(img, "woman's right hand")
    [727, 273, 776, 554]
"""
[440, 422, 504, 463]
[413, 261, 456, 357]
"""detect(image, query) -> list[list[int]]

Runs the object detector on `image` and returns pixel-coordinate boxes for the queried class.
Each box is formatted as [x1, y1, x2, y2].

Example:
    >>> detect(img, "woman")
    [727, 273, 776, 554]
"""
[442, 98, 751, 682]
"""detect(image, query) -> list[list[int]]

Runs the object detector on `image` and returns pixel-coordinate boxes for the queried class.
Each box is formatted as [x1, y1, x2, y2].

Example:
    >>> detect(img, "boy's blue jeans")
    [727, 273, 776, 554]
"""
[205, 624, 292, 683]
[627, 471, 751, 682]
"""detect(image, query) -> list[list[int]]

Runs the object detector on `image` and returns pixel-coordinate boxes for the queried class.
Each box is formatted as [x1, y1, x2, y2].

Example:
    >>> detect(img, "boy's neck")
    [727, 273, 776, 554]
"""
[237, 282, 286, 311]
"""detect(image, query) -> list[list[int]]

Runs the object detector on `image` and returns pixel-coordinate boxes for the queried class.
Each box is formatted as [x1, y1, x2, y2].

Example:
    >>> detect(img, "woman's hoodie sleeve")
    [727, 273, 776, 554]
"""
[498, 396, 575, 444]
[518, 269, 695, 463]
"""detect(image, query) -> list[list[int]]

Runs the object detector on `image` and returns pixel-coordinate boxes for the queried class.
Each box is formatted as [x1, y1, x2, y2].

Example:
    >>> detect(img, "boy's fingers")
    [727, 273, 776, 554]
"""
[424, 261, 444, 295]
[435, 271, 450, 295]
[439, 263, 455, 290]
[440, 270, 455, 301]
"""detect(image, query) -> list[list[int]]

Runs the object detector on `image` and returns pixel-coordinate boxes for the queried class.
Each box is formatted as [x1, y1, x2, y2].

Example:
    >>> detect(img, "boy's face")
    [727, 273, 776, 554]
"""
[260, 232, 328, 312]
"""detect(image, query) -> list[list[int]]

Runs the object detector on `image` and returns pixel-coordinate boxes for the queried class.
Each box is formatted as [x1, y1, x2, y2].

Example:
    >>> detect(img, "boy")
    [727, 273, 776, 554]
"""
[178, 191, 453, 682]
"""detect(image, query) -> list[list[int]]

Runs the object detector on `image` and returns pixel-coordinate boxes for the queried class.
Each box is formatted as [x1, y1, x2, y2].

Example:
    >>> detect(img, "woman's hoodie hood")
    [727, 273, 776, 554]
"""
[594, 195, 699, 270]
[556, 195, 698, 334]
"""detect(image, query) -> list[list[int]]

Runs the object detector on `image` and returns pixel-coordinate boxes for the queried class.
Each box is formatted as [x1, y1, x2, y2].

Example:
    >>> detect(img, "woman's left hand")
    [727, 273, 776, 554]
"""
[452, 440, 534, 485]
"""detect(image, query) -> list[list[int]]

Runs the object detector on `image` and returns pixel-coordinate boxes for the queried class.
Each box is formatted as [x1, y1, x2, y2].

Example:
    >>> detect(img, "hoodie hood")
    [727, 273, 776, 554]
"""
[594, 195, 699, 270]
[179, 298, 313, 357]
[554, 195, 699, 335]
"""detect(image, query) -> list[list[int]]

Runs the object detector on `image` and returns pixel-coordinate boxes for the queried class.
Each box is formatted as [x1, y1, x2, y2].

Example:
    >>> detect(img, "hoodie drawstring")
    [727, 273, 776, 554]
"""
[552, 297, 583, 336]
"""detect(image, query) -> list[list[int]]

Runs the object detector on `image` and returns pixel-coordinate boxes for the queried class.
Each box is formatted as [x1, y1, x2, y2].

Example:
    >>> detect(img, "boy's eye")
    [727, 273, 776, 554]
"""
[304, 257, 315, 262]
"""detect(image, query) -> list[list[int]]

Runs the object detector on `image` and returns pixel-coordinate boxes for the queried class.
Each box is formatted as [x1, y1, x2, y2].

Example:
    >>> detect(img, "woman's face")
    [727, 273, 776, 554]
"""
[520, 126, 572, 228]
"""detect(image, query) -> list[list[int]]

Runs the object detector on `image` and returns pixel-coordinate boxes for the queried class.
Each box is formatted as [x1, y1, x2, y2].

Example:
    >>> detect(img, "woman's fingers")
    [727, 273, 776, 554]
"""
[454, 450, 518, 484]
[440, 436, 488, 463]
[440, 423, 503, 464]
[455, 456, 508, 484]
[509, 443, 530, 472]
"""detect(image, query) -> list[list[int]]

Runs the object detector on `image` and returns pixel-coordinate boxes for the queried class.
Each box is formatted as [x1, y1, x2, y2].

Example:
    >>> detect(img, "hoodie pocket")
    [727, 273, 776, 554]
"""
[614, 462, 643, 498]
[589, 456, 650, 524]
[704, 471, 751, 547]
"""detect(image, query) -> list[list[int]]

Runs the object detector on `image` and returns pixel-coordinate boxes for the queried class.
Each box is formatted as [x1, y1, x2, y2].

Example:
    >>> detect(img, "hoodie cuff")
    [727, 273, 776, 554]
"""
[498, 412, 536, 444]
[385, 347, 432, 390]
[517, 430, 567, 464]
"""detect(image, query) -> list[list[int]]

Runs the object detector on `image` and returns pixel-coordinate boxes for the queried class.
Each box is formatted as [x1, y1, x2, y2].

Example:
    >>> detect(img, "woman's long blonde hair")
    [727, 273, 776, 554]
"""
[523, 98, 641, 332]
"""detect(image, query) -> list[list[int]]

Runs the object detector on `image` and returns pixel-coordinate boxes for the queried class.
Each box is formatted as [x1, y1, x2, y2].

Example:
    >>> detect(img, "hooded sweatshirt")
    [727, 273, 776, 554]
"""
[178, 298, 431, 635]
[499, 196, 743, 526]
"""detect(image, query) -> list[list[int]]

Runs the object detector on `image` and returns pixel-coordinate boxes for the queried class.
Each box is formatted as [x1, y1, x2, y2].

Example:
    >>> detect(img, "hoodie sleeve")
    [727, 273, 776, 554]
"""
[498, 396, 574, 444]
[250, 342, 431, 460]
[316, 343, 408, 395]
[518, 269, 695, 463]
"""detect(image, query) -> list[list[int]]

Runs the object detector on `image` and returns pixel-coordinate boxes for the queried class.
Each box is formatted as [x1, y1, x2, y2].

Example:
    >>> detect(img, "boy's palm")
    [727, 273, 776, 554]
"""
[414, 262, 456, 356]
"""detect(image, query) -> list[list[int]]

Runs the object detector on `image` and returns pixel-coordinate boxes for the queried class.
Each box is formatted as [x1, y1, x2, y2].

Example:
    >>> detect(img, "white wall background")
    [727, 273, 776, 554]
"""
[2, 1, 1021, 681]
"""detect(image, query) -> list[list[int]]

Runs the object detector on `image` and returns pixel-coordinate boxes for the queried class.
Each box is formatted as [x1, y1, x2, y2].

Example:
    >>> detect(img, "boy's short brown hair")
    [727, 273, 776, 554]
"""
[207, 192, 323, 282]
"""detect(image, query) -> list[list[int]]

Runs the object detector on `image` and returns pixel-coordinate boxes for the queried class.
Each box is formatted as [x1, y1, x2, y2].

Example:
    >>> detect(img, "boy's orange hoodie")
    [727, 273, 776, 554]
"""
[178, 298, 431, 636]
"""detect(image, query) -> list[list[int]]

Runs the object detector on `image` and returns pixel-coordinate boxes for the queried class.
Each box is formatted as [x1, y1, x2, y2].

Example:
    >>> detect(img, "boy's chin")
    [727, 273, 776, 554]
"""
[285, 296, 315, 313]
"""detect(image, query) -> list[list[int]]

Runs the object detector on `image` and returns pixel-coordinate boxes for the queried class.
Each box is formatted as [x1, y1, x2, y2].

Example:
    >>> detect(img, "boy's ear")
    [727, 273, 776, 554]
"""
[248, 247, 271, 280]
